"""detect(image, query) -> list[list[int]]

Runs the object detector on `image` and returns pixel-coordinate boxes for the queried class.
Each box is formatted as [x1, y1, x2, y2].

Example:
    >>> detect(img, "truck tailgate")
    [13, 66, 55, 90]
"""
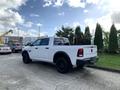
[83, 45, 97, 58]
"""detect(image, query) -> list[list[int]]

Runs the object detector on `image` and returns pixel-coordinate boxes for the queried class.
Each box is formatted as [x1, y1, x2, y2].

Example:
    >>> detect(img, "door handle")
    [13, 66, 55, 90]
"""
[35, 47, 38, 49]
[45, 47, 49, 49]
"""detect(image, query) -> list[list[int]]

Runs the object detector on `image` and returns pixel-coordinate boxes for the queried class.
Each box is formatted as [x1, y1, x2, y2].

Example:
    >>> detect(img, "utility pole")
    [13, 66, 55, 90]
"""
[18, 28, 19, 37]
[37, 23, 42, 38]
[38, 26, 40, 38]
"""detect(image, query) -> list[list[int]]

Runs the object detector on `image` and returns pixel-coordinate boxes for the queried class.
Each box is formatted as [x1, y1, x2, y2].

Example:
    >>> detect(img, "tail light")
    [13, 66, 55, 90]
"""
[77, 48, 84, 57]
[91, 49, 93, 52]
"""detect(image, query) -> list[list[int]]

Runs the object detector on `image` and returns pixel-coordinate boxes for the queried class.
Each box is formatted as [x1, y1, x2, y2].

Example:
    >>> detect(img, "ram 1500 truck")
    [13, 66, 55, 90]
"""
[22, 37, 98, 73]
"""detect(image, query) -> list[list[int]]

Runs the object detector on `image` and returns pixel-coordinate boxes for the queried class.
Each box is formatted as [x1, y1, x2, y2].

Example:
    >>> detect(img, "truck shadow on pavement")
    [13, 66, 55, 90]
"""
[29, 61, 89, 74]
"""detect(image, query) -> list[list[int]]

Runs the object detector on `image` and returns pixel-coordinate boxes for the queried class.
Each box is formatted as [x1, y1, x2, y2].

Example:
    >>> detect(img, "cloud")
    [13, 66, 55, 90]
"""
[54, 26, 59, 31]
[111, 12, 120, 24]
[97, 14, 112, 31]
[84, 18, 96, 34]
[72, 22, 81, 27]
[26, 29, 47, 37]
[86, 0, 100, 5]
[55, 22, 81, 31]
[43, 0, 64, 7]
[0, 0, 27, 10]
[36, 23, 43, 27]
[84, 16, 112, 32]
[66, 0, 100, 8]
[43, 0, 101, 8]
[98, 0, 120, 12]
[84, 13, 120, 33]
[58, 12, 64, 16]
[83, 9, 88, 13]
[24, 21, 33, 28]
[0, 9, 24, 27]
[30, 14, 40, 17]
[53, 0, 64, 7]
[0, 0, 27, 35]
[43, 0, 52, 7]
[43, 0, 86, 8]
[8, 28, 47, 37]
[67, 0, 85, 8]
[84, 0, 120, 33]
[85, 12, 120, 31]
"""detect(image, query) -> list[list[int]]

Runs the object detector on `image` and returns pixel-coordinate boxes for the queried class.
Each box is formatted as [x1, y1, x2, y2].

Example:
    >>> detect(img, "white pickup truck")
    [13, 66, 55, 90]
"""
[22, 37, 98, 73]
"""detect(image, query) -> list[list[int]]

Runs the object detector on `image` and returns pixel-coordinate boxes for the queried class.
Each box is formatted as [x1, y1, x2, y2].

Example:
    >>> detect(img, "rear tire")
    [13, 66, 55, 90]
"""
[22, 52, 32, 64]
[55, 57, 72, 74]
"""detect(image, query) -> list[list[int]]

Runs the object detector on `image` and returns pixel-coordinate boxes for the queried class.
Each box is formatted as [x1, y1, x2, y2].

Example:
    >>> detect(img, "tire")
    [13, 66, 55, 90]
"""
[55, 57, 71, 74]
[22, 52, 32, 64]
[12, 49, 16, 53]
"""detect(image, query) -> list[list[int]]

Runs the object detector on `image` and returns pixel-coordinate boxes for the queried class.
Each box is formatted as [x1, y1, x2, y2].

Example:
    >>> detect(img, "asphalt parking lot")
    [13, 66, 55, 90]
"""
[0, 53, 120, 90]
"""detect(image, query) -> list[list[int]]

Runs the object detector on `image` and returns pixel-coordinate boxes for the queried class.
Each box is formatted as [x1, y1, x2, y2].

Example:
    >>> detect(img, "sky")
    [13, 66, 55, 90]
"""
[0, 0, 120, 37]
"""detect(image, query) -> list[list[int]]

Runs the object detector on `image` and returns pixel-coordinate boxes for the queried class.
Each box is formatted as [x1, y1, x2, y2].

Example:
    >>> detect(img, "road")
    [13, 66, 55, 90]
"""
[0, 53, 120, 90]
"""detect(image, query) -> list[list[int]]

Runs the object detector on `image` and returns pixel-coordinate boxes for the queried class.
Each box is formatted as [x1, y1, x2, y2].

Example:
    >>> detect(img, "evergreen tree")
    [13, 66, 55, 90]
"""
[84, 26, 91, 45]
[108, 24, 118, 53]
[103, 31, 109, 52]
[94, 23, 103, 52]
[56, 26, 74, 44]
[74, 26, 84, 45]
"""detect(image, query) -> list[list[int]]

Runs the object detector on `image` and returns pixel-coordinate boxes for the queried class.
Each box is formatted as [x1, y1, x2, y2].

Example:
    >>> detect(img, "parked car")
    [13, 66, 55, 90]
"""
[22, 42, 34, 50]
[0, 44, 12, 54]
[22, 37, 98, 73]
[11, 43, 22, 52]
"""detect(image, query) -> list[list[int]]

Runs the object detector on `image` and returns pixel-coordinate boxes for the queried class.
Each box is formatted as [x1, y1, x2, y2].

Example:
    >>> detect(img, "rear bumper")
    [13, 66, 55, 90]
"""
[0, 51, 12, 54]
[76, 57, 99, 67]
[13, 48, 22, 52]
[15, 49, 22, 51]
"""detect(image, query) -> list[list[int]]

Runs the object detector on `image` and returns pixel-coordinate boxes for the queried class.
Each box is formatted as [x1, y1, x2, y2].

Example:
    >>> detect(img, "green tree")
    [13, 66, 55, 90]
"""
[103, 31, 110, 52]
[103, 31, 109, 49]
[84, 26, 91, 45]
[118, 30, 120, 47]
[94, 23, 103, 52]
[108, 24, 118, 53]
[118, 30, 120, 48]
[56, 26, 74, 44]
[74, 26, 84, 45]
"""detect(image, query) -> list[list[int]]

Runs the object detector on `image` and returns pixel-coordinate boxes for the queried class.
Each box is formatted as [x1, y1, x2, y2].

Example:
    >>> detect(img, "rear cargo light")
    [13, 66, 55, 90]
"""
[77, 48, 84, 57]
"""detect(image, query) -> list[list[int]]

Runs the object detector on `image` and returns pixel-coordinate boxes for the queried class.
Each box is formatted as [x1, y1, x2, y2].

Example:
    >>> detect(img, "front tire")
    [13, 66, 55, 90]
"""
[12, 48, 16, 53]
[55, 57, 71, 74]
[22, 51, 32, 64]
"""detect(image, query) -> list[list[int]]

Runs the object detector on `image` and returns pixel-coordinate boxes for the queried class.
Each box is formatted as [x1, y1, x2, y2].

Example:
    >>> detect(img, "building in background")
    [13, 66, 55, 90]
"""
[4, 36, 23, 45]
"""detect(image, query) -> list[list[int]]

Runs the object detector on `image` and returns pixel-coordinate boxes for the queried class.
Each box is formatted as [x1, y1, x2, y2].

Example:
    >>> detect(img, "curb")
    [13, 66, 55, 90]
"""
[87, 65, 120, 73]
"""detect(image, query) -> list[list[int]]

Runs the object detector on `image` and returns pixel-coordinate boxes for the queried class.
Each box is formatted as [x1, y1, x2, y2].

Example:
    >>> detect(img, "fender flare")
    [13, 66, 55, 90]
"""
[53, 51, 72, 65]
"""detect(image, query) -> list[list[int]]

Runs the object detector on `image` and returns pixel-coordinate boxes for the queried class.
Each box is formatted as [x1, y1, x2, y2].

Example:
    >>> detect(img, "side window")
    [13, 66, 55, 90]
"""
[32, 39, 41, 46]
[40, 38, 49, 45]
[54, 38, 63, 45]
